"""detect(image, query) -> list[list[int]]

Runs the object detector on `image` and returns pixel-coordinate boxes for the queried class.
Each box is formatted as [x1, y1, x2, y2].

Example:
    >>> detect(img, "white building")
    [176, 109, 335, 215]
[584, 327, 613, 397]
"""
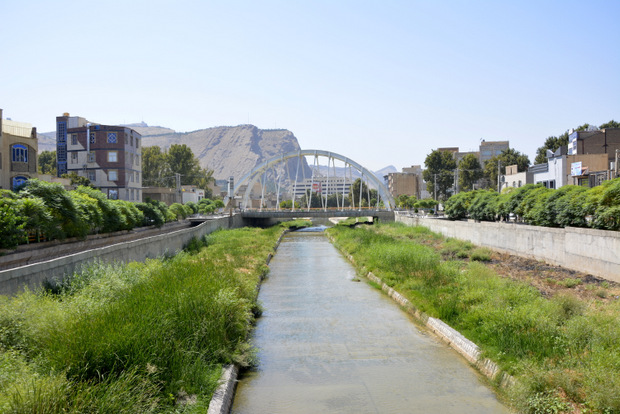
[181, 185, 205, 204]
[292, 175, 352, 198]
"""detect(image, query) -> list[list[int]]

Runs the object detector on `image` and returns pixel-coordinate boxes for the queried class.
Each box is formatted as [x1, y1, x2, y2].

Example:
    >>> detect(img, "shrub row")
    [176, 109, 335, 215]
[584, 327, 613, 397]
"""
[327, 223, 620, 413]
[0, 225, 284, 412]
[0, 179, 225, 249]
[444, 177, 620, 230]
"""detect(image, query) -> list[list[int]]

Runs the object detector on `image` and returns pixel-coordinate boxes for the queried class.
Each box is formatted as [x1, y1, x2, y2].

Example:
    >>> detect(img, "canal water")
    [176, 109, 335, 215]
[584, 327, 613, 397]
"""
[231, 231, 509, 413]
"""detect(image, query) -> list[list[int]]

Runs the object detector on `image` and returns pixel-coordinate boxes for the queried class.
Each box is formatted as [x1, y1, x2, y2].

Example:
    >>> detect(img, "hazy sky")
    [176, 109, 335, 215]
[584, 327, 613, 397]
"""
[2, 0, 619, 171]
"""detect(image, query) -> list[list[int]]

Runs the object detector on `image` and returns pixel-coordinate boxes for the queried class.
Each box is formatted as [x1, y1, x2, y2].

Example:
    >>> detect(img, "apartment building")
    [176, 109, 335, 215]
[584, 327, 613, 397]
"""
[384, 165, 423, 199]
[0, 108, 38, 190]
[56, 113, 142, 201]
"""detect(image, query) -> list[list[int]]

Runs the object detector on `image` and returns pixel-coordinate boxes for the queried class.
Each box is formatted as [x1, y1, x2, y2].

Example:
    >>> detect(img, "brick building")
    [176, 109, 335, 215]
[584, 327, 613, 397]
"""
[384, 165, 423, 199]
[56, 113, 142, 201]
[568, 127, 620, 164]
[0, 108, 38, 190]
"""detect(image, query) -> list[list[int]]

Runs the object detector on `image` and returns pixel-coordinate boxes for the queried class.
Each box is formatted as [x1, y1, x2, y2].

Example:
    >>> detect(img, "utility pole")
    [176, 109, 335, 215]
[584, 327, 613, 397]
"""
[497, 159, 501, 193]
[433, 174, 438, 215]
[454, 168, 458, 195]
[616, 149, 619, 178]
[175, 173, 181, 204]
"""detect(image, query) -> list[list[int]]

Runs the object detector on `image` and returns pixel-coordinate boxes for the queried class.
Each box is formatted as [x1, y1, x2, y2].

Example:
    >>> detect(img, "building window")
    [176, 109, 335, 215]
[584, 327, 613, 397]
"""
[71, 134, 77, 145]
[57, 122, 67, 142]
[107, 132, 117, 143]
[88, 170, 96, 181]
[518, 180, 522, 187]
[108, 170, 118, 181]
[12, 176, 28, 189]
[109, 189, 118, 200]
[130, 135, 134, 146]
[12, 145, 28, 163]
[129, 172, 134, 182]
[131, 188, 134, 200]
[88, 152, 95, 163]
[90, 132, 96, 144]
[108, 151, 118, 162]
[71, 152, 78, 164]
[135, 155, 140, 166]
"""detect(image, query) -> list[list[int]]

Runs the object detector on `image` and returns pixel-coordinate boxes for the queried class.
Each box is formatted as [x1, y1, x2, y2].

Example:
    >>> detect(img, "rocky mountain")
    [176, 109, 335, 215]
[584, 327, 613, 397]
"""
[37, 132, 56, 153]
[130, 124, 311, 183]
[36, 123, 393, 190]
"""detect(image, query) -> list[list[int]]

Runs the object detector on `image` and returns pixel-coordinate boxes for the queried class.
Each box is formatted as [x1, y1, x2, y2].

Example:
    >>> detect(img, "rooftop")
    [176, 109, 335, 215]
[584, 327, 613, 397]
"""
[2, 119, 33, 138]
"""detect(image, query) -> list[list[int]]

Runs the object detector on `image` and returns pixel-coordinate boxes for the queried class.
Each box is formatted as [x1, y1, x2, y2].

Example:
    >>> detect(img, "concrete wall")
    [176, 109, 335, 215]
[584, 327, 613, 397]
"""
[0, 215, 245, 296]
[396, 215, 620, 283]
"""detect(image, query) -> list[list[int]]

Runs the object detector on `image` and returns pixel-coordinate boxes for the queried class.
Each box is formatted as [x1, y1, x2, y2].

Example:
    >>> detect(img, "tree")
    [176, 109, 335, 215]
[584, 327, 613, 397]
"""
[483, 148, 530, 190]
[423, 150, 456, 200]
[142, 145, 215, 191]
[348, 178, 378, 208]
[457, 154, 483, 192]
[301, 190, 322, 209]
[599, 119, 620, 129]
[167, 144, 202, 186]
[142, 146, 170, 187]
[62, 172, 94, 188]
[38, 150, 57, 175]
[535, 133, 569, 165]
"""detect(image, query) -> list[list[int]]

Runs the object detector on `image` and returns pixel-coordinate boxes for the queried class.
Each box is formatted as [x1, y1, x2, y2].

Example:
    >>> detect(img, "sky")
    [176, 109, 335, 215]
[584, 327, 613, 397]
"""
[1, 0, 619, 172]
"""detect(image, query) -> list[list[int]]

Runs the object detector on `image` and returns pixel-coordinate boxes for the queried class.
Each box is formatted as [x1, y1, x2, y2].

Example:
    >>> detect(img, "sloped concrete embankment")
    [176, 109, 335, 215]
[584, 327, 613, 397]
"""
[0, 215, 245, 295]
[396, 215, 620, 283]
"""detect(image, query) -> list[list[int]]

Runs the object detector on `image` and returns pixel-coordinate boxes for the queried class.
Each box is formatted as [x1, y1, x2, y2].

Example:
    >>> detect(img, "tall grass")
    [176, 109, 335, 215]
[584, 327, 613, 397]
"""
[327, 223, 620, 413]
[0, 225, 283, 412]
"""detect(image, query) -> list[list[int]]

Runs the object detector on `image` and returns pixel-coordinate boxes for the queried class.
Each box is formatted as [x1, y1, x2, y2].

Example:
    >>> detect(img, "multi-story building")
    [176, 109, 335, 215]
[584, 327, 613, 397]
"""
[292, 175, 352, 198]
[0, 108, 38, 190]
[439, 140, 509, 166]
[56, 113, 142, 201]
[568, 127, 620, 165]
[479, 140, 509, 164]
[384, 165, 423, 199]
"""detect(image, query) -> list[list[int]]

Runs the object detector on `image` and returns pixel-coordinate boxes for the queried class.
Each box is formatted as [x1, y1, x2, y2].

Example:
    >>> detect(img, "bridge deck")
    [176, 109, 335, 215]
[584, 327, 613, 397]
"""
[240, 209, 395, 220]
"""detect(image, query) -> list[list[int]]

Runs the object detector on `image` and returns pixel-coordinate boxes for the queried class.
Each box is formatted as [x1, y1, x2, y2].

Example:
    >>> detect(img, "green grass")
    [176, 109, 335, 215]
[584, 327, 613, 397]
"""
[0, 226, 283, 412]
[326, 223, 620, 413]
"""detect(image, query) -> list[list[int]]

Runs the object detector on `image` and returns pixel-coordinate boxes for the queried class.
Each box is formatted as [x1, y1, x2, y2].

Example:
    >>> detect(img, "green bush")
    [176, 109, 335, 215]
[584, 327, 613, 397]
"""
[553, 185, 588, 227]
[444, 191, 475, 220]
[468, 190, 498, 221]
[136, 200, 166, 227]
[0, 199, 26, 249]
[18, 179, 82, 239]
[168, 202, 187, 220]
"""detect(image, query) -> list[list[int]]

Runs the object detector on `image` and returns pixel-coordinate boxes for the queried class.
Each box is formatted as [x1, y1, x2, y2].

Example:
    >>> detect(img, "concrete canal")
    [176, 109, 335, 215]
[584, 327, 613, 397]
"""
[231, 231, 510, 413]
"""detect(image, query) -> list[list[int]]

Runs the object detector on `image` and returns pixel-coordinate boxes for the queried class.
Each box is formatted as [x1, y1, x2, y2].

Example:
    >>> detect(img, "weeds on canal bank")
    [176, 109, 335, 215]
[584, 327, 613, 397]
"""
[0, 225, 283, 413]
[327, 222, 620, 413]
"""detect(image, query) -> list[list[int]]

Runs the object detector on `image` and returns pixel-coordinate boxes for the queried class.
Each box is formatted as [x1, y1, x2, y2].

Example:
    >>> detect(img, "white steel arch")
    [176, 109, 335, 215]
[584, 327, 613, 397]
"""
[224, 149, 395, 211]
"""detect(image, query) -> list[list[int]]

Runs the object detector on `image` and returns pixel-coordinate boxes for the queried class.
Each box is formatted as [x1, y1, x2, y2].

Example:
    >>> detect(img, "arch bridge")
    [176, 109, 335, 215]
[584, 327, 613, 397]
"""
[224, 149, 396, 218]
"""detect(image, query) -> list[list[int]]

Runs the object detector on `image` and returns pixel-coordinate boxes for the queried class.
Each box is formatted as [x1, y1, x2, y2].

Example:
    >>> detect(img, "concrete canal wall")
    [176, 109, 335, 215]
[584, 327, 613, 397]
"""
[396, 215, 620, 283]
[0, 215, 245, 295]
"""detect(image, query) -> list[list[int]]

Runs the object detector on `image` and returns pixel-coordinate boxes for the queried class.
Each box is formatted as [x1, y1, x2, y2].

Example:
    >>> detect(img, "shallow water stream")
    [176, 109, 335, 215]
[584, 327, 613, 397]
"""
[231, 231, 509, 413]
